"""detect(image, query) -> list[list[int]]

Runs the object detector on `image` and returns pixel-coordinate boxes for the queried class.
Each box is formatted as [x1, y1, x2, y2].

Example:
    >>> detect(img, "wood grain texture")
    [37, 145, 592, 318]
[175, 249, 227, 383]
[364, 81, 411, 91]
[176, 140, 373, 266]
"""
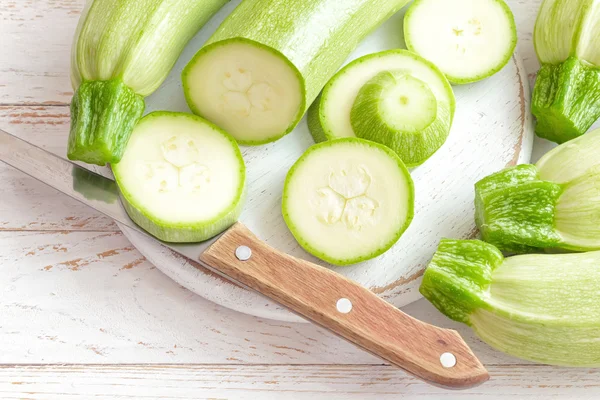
[201, 223, 488, 388]
[0, 228, 535, 366]
[0, 364, 598, 399]
[0, 106, 115, 231]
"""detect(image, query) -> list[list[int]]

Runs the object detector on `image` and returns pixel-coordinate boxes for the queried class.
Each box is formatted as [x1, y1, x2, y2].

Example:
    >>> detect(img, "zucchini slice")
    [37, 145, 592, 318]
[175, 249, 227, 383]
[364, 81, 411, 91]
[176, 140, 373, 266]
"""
[282, 138, 414, 266]
[404, 0, 517, 84]
[112, 112, 246, 243]
[182, 0, 411, 145]
[308, 50, 455, 167]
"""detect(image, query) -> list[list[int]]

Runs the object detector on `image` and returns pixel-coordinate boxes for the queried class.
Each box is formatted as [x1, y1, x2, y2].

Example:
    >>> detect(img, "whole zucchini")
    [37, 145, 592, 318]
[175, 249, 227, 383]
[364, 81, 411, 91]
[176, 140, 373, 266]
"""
[68, 0, 229, 166]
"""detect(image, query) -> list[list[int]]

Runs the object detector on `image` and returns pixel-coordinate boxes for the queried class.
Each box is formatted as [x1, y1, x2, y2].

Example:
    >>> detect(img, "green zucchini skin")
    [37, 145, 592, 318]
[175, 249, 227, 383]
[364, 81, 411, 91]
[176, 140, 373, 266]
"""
[532, 0, 600, 143]
[420, 239, 504, 324]
[119, 189, 246, 243]
[532, 57, 600, 143]
[185, 0, 411, 142]
[421, 239, 600, 367]
[206, 0, 410, 103]
[68, 79, 145, 166]
[350, 70, 452, 167]
[475, 165, 563, 253]
[306, 97, 329, 143]
[68, 0, 228, 165]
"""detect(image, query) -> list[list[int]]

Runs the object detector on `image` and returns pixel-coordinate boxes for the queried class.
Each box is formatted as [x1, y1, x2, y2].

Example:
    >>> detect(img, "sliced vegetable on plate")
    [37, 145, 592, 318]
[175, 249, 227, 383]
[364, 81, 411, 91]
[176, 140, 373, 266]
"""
[282, 138, 414, 266]
[421, 239, 600, 367]
[404, 0, 517, 84]
[113, 112, 246, 243]
[532, 0, 600, 143]
[182, 0, 411, 145]
[475, 128, 600, 254]
[68, 0, 228, 166]
[308, 50, 455, 167]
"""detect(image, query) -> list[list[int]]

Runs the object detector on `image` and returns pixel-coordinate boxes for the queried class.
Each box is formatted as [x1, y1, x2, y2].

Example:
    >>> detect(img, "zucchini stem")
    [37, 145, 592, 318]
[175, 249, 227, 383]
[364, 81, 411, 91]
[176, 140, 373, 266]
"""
[532, 57, 600, 143]
[68, 79, 145, 166]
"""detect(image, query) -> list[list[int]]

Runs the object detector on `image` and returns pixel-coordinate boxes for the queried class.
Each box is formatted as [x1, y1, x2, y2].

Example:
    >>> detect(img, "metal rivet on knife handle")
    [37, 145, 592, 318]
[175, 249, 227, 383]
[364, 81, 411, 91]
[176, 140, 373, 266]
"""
[235, 245, 252, 261]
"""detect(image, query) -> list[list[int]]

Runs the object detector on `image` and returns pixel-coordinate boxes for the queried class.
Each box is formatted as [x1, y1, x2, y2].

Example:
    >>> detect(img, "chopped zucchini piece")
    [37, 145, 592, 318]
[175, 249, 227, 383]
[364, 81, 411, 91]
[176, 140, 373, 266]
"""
[112, 112, 246, 243]
[282, 138, 414, 266]
[308, 50, 455, 167]
[404, 0, 517, 84]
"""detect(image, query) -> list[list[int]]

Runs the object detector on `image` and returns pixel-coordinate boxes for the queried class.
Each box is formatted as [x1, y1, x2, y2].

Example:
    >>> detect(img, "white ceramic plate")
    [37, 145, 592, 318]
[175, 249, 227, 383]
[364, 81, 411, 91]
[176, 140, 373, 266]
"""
[119, 3, 533, 323]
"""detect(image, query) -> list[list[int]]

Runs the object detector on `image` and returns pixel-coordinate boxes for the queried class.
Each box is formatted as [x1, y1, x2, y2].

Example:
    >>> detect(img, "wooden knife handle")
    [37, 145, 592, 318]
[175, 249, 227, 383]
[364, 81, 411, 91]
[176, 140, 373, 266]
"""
[200, 223, 489, 389]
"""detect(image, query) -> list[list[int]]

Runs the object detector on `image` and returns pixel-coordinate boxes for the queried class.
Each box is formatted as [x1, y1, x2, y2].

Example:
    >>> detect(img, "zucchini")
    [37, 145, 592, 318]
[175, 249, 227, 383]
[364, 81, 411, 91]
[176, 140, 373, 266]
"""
[404, 0, 517, 84]
[475, 128, 600, 253]
[69, 0, 228, 165]
[421, 239, 600, 366]
[282, 138, 414, 266]
[113, 112, 246, 243]
[182, 0, 411, 145]
[308, 50, 455, 167]
[532, 0, 600, 143]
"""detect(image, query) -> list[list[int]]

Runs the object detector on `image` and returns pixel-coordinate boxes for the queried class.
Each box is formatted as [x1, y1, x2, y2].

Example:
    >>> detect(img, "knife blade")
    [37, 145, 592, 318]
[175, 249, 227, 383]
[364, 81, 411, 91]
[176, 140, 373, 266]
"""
[0, 128, 226, 278]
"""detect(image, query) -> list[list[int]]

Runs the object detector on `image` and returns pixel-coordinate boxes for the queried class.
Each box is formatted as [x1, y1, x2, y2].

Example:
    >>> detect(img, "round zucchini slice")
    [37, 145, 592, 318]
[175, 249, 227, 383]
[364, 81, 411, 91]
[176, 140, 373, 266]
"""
[308, 50, 455, 167]
[112, 112, 246, 243]
[404, 0, 517, 84]
[183, 39, 304, 145]
[282, 138, 414, 266]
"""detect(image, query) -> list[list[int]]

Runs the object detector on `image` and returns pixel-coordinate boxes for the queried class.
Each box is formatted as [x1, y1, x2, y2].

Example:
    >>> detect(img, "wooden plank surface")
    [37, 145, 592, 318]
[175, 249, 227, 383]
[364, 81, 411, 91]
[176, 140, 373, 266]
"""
[0, 0, 593, 398]
[1, 364, 598, 400]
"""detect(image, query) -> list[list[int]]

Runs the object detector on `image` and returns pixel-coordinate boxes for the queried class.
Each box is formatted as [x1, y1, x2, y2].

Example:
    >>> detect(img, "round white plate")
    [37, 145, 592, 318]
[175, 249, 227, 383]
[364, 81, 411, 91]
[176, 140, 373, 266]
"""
[119, 3, 534, 323]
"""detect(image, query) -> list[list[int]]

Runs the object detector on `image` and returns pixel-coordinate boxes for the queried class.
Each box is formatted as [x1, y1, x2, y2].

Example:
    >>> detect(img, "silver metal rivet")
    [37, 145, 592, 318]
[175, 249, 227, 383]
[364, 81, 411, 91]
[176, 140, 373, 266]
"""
[440, 352, 457, 368]
[336, 298, 353, 314]
[235, 245, 252, 261]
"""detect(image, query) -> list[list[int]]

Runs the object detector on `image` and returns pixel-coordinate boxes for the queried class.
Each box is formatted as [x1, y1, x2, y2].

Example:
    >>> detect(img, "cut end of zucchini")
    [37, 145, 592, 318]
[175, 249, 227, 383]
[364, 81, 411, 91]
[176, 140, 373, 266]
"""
[373, 71, 438, 133]
[113, 112, 246, 243]
[474, 165, 563, 253]
[310, 50, 455, 167]
[183, 39, 304, 145]
[68, 79, 145, 166]
[532, 57, 600, 144]
[350, 69, 452, 166]
[420, 239, 504, 325]
[404, 0, 517, 84]
[282, 138, 414, 266]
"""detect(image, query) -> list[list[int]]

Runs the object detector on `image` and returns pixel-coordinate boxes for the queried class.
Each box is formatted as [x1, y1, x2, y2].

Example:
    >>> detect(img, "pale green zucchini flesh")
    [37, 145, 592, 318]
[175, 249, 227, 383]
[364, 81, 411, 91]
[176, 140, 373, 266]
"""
[421, 239, 600, 366]
[282, 138, 414, 266]
[308, 50, 455, 167]
[112, 112, 246, 243]
[68, 0, 228, 165]
[404, 0, 517, 84]
[183, 0, 411, 145]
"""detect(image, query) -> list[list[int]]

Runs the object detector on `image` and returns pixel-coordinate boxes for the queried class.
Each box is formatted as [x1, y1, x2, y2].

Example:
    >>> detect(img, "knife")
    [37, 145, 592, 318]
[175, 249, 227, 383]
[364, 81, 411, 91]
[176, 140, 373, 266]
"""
[0, 128, 488, 389]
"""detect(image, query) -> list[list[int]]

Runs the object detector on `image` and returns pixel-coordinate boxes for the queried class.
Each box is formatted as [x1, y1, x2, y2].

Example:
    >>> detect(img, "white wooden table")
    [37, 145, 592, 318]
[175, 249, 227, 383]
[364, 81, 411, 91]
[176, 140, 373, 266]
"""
[1, 1, 597, 398]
